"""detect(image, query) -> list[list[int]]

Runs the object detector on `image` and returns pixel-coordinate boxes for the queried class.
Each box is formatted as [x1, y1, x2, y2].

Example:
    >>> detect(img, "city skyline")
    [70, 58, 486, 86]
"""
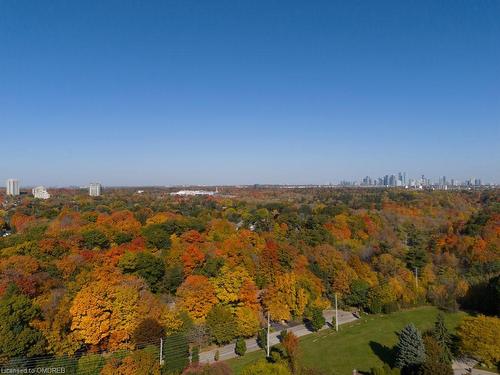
[2, 172, 495, 190]
[1, 1, 499, 185]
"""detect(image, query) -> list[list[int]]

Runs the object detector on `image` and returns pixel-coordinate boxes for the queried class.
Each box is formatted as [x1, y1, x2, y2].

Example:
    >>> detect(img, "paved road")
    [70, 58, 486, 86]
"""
[452, 358, 497, 375]
[199, 309, 358, 363]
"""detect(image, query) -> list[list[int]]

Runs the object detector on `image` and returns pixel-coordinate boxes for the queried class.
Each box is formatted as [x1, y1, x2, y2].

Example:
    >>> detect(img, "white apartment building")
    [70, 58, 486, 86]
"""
[32, 186, 50, 199]
[89, 182, 102, 197]
[6, 179, 20, 196]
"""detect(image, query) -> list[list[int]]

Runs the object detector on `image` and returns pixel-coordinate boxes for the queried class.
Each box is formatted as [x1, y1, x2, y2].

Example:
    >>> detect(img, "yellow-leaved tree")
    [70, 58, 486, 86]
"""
[263, 272, 309, 321]
[457, 315, 500, 367]
[176, 275, 217, 323]
[69, 268, 167, 351]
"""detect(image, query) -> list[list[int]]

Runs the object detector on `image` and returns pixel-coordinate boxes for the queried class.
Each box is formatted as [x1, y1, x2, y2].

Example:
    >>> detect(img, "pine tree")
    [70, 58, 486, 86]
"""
[191, 346, 200, 364]
[420, 336, 453, 375]
[163, 332, 189, 373]
[257, 328, 268, 351]
[432, 312, 452, 363]
[309, 307, 326, 332]
[395, 324, 426, 371]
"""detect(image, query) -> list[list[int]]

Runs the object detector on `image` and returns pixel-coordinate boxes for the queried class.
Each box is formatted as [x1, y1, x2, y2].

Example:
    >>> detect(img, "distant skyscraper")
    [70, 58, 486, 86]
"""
[32, 186, 50, 199]
[6, 179, 20, 196]
[89, 182, 102, 197]
[389, 174, 396, 186]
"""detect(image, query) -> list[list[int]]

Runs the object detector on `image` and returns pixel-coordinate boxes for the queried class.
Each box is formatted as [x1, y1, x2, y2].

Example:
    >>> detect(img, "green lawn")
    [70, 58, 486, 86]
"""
[227, 306, 467, 375]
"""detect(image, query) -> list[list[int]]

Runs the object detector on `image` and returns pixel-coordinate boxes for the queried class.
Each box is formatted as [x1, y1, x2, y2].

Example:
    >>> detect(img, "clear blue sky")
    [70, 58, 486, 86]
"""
[1, 0, 499, 186]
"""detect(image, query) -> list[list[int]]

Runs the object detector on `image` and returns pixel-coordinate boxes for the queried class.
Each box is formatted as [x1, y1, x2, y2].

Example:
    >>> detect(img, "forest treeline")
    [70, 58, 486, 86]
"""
[0, 188, 498, 372]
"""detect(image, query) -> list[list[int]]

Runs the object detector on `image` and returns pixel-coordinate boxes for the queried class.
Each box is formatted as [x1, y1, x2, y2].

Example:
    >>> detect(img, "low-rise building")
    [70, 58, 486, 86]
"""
[32, 186, 50, 199]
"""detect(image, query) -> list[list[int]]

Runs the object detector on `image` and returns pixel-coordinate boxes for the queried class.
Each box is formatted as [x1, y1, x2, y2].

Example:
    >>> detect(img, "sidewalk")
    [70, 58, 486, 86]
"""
[199, 309, 359, 363]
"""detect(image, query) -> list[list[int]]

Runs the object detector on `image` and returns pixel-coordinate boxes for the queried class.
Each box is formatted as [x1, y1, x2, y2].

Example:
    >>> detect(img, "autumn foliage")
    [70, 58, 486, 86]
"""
[0, 187, 498, 372]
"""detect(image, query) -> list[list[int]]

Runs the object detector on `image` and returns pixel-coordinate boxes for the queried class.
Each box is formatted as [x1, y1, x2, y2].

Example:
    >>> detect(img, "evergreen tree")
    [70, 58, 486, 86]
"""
[395, 324, 426, 372]
[420, 336, 453, 375]
[432, 312, 452, 363]
[235, 338, 247, 356]
[309, 307, 326, 332]
[163, 332, 189, 373]
[257, 328, 268, 351]
[191, 346, 200, 364]
[405, 224, 428, 271]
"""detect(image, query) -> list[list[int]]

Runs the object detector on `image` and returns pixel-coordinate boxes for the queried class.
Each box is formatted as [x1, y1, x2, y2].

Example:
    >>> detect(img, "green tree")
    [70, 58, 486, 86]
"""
[142, 224, 171, 249]
[191, 346, 200, 364]
[344, 279, 370, 309]
[257, 328, 268, 351]
[0, 285, 46, 361]
[235, 338, 247, 356]
[163, 265, 184, 294]
[163, 332, 189, 373]
[308, 307, 326, 332]
[81, 229, 109, 249]
[404, 224, 428, 272]
[395, 324, 426, 372]
[134, 252, 165, 292]
[419, 336, 453, 375]
[431, 312, 452, 363]
[206, 305, 237, 345]
[114, 231, 133, 245]
[119, 251, 165, 292]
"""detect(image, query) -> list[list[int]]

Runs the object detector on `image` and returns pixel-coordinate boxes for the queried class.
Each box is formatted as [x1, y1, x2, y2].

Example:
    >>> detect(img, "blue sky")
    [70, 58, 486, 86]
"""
[1, 0, 499, 186]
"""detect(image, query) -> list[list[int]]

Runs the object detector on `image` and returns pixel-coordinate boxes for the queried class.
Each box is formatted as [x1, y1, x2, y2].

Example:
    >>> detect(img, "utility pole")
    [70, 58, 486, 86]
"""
[414, 267, 418, 289]
[266, 311, 270, 357]
[159, 338, 163, 366]
[335, 293, 339, 332]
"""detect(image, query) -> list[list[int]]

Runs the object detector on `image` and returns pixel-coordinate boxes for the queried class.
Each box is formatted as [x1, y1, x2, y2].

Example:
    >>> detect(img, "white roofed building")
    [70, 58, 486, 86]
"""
[32, 186, 50, 199]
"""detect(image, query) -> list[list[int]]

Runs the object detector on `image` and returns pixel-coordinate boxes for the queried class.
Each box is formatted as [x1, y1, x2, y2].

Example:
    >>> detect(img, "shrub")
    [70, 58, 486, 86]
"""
[309, 307, 326, 332]
[240, 360, 292, 375]
[269, 347, 286, 363]
[235, 338, 246, 356]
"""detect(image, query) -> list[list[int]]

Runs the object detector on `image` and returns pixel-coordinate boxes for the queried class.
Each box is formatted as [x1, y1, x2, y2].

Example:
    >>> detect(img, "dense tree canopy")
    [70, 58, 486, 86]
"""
[0, 186, 498, 372]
